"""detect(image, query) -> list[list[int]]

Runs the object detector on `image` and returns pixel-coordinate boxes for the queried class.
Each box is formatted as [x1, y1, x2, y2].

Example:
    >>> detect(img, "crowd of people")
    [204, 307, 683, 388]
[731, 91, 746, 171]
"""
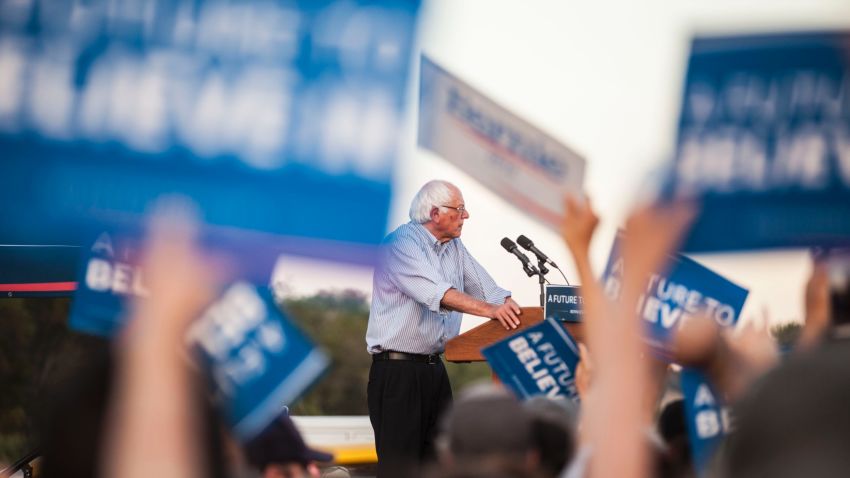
[31, 181, 850, 478]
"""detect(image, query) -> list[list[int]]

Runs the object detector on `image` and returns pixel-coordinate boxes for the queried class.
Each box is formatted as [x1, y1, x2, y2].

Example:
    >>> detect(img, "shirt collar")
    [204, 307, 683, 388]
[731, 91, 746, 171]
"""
[412, 221, 450, 253]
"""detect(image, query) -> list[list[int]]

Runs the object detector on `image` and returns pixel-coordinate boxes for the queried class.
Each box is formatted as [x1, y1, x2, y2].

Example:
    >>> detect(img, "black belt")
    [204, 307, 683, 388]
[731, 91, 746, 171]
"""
[373, 351, 442, 364]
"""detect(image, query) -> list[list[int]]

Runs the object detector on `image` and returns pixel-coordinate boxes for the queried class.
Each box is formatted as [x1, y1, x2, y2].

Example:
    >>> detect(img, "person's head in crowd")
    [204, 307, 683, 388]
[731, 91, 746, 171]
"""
[243, 413, 333, 478]
[828, 255, 850, 338]
[423, 460, 548, 478]
[523, 396, 578, 477]
[409, 179, 469, 242]
[655, 398, 694, 478]
[724, 341, 850, 478]
[39, 344, 228, 478]
[436, 384, 539, 474]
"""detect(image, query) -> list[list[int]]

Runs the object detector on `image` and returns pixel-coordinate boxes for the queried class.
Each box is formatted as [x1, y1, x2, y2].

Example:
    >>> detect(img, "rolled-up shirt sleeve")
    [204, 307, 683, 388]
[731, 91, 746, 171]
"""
[460, 241, 511, 304]
[382, 237, 453, 313]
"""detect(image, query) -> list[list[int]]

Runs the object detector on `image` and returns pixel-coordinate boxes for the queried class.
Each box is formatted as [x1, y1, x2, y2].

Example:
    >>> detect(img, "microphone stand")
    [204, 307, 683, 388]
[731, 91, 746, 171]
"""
[536, 259, 549, 307]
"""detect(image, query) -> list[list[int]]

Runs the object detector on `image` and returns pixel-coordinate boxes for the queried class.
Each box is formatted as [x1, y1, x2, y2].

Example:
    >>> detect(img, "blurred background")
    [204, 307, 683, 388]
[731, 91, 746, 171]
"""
[4, 0, 850, 470]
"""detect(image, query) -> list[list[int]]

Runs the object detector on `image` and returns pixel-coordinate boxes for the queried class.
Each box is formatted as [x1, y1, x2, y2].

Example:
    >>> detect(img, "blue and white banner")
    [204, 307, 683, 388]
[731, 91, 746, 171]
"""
[482, 317, 581, 402]
[418, 56, 586, 232]
[69, 231, 146, 337]
[68, 227, 276, 336]
[0, 0, 421, 266]
[666, 31, 850, 252]
[187, 282, 330, 441]
[680, 368, 730, 476]
[601, 232, 749, 355]
[544, 285, 583, 323]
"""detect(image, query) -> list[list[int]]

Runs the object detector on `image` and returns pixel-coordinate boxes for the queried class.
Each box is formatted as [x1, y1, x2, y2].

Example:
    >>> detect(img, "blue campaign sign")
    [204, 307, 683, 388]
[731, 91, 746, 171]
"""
[187, 282, 330, 441]
[601, 232, 749, 354]
[68, 227, 277, 337]
[69, 231, 147, 337]
[482, 317, 581, 402]
[666, 31, 850, 252]
[544, 285, 583, 323]
[680, 368, 730, 475]
[0, 0, 421, 266]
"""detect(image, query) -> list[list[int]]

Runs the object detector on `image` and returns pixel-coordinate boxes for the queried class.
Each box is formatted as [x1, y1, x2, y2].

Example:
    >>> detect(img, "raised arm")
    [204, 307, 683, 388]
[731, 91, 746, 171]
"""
[798, 253, 830, 351]
[561, 195, 694, 478]
[561, 195, 607, 350]
[102, 207, 219, 478]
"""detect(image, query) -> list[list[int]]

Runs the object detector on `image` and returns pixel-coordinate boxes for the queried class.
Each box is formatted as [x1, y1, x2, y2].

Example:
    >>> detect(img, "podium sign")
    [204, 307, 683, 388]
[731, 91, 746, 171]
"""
[544, 285, 583, 322]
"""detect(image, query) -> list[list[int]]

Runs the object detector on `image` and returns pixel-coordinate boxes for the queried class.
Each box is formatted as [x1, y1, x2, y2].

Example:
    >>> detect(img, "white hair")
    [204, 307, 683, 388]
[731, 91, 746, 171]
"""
[409, 180, 459, 224]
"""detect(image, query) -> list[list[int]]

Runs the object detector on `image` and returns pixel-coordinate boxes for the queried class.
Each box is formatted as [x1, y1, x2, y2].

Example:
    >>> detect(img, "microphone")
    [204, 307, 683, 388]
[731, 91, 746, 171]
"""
[500, 238, 539, 277]
[517, 235, 558, 268]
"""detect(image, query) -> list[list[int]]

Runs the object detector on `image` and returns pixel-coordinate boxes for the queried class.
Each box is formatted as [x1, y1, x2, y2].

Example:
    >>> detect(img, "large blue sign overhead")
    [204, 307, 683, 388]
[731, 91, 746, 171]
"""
[667, 31, 850, 252]
[601, 232, 749, 355]
[0, 0, 421, 265]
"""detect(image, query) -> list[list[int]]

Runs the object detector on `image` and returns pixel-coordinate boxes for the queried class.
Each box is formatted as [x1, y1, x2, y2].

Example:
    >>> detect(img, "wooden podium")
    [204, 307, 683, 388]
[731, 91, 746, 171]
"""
[445, 307, 584, 363]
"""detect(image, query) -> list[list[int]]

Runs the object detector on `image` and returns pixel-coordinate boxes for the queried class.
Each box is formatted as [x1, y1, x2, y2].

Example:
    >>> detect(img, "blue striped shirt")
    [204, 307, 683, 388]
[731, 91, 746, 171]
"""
[366, 221, 511, 355]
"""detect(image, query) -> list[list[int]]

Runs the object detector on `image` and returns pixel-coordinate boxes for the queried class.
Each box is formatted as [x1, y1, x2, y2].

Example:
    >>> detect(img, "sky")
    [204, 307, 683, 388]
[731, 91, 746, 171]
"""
[274, 0, 850, 332]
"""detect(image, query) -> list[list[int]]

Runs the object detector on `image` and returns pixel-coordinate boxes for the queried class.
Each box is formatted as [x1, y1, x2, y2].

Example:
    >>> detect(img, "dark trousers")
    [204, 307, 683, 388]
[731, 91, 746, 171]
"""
[367, 358, 453, 478]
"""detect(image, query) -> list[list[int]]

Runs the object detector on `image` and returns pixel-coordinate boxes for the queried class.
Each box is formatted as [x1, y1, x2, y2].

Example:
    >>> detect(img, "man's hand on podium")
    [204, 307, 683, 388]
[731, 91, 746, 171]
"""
[489, 297, 522, 330]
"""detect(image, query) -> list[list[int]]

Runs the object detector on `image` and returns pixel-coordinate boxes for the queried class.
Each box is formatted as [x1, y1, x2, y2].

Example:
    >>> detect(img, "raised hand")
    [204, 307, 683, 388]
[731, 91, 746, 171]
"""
[562, 194, 599, 260]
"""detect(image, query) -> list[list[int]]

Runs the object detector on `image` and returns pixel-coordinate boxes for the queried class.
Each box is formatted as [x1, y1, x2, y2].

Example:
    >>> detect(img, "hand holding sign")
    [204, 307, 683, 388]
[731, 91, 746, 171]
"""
[575, 343, 593, 401]
[673, 315, 778, 402]
[572, 200, 697, 478]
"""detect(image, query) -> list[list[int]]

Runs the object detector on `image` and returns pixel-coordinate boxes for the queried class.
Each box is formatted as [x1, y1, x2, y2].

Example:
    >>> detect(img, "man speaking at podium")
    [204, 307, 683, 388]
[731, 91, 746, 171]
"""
[365, 179, 522, 475]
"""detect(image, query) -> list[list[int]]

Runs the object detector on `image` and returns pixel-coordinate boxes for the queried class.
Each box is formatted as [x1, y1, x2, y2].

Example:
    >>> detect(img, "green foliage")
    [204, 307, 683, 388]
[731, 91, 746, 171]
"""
[282, 290, 373, 415]
[445, 361, 492, 392]
[0, 298, 94, 465]
[280, 290, 492, 415]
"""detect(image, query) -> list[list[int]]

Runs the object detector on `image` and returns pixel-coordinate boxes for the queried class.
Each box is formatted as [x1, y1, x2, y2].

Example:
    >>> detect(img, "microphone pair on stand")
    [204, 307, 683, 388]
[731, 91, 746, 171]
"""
[500, 235, 570, 306]
[500, 235, 562, 278]
[500, 237, 544, 277]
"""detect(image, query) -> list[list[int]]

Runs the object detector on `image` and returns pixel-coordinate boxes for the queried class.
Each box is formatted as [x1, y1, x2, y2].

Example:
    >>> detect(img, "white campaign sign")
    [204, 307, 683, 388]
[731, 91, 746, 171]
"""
[418, 55, 586, 231]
